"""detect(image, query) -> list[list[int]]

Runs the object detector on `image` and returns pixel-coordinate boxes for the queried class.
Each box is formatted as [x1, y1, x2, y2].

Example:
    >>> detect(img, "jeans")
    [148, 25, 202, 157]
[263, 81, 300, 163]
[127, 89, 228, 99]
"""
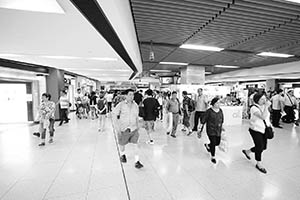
[59, 108, 69, 124]
[183, 110, 190, 128]
[193, 111, 206, 131]
[171, 113, 180, 136]
[40, 118, 55, 139]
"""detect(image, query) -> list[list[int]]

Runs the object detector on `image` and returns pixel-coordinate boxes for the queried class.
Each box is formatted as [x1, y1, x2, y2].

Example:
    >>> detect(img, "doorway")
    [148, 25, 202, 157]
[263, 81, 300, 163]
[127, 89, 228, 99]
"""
[0, 83, 28, 123]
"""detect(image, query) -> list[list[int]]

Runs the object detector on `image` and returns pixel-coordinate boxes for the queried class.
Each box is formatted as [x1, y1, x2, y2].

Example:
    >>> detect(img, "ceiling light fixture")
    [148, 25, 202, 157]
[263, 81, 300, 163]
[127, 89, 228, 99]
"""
[205, 72, 212, 74]
[159, 62, 188, 66]
[284, 0, 300, 4]
[42, 55, 80, 59]
[0, 53, 24, 57]
[257, 52, 294, 58]
[90, 57, 118, 61]
[150, 70, 172, 72]
[180, 44, 224, 52]
[215, 65, 240, 68]
[0, 0, 65, 14]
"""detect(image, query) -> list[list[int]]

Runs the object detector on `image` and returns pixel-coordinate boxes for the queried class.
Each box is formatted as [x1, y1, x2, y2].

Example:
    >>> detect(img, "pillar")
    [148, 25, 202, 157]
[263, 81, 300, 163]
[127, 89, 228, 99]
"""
[266, 79, 277, 92]
[46, 69, 65, 120]
[180, 65, 205, 84]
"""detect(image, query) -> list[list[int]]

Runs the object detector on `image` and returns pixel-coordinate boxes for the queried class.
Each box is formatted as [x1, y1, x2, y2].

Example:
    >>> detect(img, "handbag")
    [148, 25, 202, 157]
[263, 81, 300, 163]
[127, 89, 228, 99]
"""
[263, 120, 274, 139]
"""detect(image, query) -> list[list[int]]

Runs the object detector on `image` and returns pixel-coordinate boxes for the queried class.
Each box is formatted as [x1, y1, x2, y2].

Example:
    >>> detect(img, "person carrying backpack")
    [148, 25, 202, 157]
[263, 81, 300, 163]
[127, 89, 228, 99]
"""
[181, 91, 195, 135]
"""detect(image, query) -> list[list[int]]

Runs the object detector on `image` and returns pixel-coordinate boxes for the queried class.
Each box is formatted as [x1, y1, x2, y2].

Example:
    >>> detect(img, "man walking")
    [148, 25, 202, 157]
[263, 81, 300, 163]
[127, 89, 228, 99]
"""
[270, 89, 284, 128]
[192, 88, 208, 134]
[182, 91, 193, 135]
[166, 91, 181, 138]
[112, 89, 144, 169]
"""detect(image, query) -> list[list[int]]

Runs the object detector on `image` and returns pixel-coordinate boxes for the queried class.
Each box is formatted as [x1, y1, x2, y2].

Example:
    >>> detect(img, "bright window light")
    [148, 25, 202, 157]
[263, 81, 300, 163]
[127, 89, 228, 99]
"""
[150, 70, 172, 72]
[257, 52, 294, 58]
[180, 44, 224, 52]
[205, 72, 212, 74]
[0, 0, 65, 14]
[215, 65, 240, 68]
[159, 62, 188, 66]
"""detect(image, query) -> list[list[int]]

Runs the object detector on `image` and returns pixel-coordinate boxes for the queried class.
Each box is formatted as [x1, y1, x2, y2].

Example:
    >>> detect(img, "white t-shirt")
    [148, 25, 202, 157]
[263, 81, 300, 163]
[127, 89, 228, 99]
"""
[106, 93, 114, 102]
[250, 104, 271, 133]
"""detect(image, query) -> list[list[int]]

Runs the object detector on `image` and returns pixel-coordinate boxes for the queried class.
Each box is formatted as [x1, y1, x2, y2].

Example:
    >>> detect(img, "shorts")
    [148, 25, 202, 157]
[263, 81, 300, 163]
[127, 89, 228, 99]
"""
[118, 129, 139, 146]
[144, 120, 155, 131]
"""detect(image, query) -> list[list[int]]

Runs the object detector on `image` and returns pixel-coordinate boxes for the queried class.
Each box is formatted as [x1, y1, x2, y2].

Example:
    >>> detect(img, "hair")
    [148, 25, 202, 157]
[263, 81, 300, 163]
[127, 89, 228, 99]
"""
[42, 93, 51, 100]
[182, 91, 188, 95]
[198, 88, 203, 92]
[277, 89, 283, 94]
[77, 88, 81, 92]
[145, 89, 153, 96]
[172, 91, 177, 95]
[253, 92, 265, 104]
[210, 97, 220, 106]
[125, 89, 135, 95]
[61, 90, 67, 94]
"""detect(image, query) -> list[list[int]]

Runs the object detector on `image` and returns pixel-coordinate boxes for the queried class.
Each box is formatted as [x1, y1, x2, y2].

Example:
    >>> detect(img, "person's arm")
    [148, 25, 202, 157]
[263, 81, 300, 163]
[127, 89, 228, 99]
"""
[112, 102, 121, 132]
[252, 106, 268, 120]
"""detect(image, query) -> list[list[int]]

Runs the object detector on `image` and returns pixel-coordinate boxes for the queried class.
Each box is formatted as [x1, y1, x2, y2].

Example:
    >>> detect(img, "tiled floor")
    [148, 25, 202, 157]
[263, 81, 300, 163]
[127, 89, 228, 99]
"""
[0, 114, 300, 200]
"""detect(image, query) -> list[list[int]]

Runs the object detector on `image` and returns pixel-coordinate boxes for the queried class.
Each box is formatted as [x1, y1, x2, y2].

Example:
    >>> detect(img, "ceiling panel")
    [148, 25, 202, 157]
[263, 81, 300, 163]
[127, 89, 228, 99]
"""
[131, 0, 300, 78]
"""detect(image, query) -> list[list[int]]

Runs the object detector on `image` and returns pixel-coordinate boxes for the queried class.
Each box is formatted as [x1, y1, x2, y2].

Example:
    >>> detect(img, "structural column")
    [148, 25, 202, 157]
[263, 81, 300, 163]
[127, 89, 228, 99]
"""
[180, 65, 205, 84]
[46, 69, 65, 120]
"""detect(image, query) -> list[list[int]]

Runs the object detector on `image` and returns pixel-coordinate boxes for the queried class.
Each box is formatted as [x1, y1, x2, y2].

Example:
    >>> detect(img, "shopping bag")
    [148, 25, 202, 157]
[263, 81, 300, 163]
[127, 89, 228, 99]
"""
[218, 131, 228, 152]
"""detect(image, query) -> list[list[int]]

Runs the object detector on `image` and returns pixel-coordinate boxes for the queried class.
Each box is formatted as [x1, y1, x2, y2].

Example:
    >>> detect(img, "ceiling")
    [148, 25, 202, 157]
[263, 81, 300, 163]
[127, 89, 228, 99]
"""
[130, 0, 300, 78]
[0, 0, 142, 81]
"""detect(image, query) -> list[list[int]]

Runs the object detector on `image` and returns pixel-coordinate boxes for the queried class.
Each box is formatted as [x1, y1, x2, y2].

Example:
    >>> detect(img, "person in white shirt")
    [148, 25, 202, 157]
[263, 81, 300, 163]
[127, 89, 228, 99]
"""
[106, 92, 114, 113]
[242, 93, 271, 174]
[282, 90, 297, 123]
[192, 88, 208, 134]
[58, 90, 70, 126]
[270, 89, 284, 128]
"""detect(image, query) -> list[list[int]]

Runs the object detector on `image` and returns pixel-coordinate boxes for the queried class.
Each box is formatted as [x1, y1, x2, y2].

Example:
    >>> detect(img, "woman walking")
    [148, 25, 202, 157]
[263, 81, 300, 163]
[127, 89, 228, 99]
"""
[202, 97, 224, 164]
[242, 93, 271, 174]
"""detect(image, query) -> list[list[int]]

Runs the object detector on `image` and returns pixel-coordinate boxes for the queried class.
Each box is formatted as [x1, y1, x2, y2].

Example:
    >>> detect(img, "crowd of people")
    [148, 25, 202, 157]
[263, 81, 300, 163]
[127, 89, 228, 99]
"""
[34, 86, 299, 173]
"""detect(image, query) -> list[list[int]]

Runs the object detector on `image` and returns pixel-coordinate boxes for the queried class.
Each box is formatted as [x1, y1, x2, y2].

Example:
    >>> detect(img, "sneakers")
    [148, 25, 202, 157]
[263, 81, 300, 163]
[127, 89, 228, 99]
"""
[135, 161, 144, 169]
[170, 134, 176, 138]
[166, 132, 170, 135]
[38, 142, 45, 146]
[256, 164, 267, 174]
[146, 140, 154, 145]
[49, 138, 53, 144]
[187, 130, 193, 136]
[242, 150, 251, 160]
[120, 155, 127, 163]
[204, 144, 210, 153]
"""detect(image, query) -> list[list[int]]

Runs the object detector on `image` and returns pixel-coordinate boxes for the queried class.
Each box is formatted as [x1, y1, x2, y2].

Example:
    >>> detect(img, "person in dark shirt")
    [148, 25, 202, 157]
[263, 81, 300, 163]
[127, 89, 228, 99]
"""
[201, 97, 224, 164]
[143, 89, 160, 144]
[134, 90, 143, 105]
[90, 91, 98, 120]
[182, 91, 193, 135]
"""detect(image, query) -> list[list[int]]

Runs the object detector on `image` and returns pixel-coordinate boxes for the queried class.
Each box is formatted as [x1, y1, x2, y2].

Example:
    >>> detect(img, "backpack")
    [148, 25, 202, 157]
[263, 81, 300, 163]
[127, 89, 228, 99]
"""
[188, 98, 196, 112]
[97, 98, 106, 110]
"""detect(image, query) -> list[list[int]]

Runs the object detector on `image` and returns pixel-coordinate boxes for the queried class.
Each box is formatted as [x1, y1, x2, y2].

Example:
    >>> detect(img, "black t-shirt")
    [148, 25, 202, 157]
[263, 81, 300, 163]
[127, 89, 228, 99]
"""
[143, 97, 160, 121]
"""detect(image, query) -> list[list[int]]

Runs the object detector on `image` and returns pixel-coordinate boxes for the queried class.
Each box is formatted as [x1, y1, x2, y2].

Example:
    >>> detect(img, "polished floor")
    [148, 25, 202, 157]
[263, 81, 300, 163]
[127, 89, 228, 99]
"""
[0, 114, 300, 200]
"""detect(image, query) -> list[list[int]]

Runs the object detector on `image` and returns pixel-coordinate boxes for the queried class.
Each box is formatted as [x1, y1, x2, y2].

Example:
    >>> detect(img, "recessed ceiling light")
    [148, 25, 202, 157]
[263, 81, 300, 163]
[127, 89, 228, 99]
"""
[90, 57, 118, 61]
[150, 70, 172, 72]
[180, 44, 224, 52]
[205, 72, 212, 74]
[215, 65, 240, 68]
[159, 62, 188, 66]
[257, 52, 294, 58]
[0, 0, 65, 14]
[0, 53, 24, 57]
[284, 0, 300, 4]
[42, 56, 80, 59]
